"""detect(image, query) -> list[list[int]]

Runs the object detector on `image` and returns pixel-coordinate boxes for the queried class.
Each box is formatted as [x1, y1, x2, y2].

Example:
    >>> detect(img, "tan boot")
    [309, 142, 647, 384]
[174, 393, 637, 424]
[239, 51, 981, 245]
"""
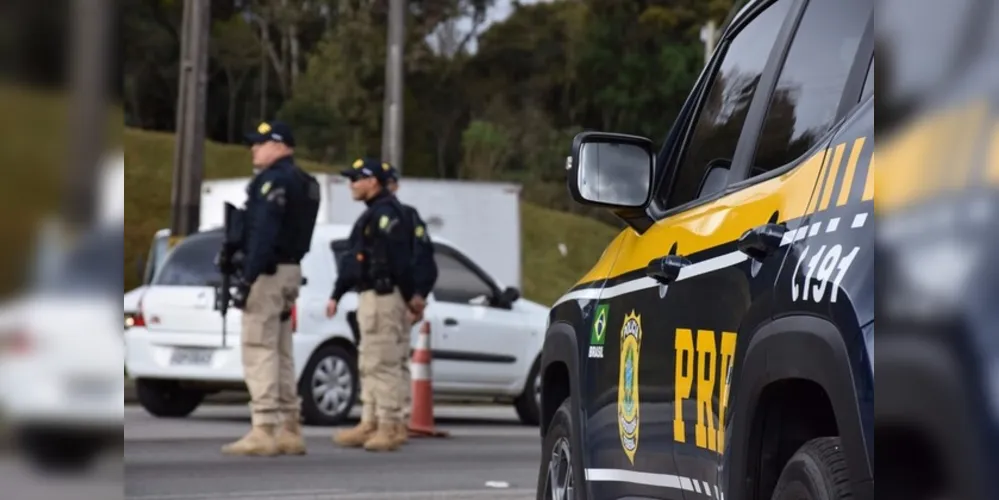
[221, 425, 279, 456]
[276, 414, 307, 455]
[392, 422, 409, 446]
[364, 421, 401, 452]
[333, 421, 377, 448]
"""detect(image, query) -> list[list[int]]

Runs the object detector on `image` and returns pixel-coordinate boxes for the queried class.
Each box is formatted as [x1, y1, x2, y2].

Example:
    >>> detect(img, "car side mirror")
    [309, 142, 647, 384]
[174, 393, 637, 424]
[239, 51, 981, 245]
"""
[567, 131, 655, 209]
[499, 287, 520, 307]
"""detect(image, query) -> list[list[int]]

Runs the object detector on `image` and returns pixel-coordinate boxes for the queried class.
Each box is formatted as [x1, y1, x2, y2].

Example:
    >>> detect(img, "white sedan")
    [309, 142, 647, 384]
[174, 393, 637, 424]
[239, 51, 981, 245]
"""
[124, 224, 549, 426]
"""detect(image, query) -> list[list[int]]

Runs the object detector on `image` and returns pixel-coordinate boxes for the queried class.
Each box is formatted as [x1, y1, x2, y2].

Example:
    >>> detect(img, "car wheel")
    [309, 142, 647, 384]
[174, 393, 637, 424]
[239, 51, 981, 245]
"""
[135, 379, 204, 418]
[17, 429, 102, 474]
[299, 344, 358, 426]
[514, 360, 541, 426]
[771, 437, 853, 500]
[537, 399, 584, 500]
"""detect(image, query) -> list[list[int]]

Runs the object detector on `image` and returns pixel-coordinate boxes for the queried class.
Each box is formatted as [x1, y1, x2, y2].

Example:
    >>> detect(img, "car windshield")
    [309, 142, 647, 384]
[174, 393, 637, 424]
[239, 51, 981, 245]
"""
[36, 225, 123, 296]
[153, 231, 224, 287]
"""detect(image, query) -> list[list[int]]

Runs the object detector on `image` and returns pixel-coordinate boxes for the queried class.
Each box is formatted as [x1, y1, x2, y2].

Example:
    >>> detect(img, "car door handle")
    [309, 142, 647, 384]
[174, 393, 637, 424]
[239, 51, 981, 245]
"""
[443, 318, 459, 326]
[737, 223, 787, 262]
[646, 255, 691, 285]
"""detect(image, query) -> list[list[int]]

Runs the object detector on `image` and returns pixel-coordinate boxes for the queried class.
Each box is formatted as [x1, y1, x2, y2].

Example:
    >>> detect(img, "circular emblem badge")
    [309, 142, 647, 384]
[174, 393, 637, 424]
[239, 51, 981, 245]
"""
[617, 310, 642, 465]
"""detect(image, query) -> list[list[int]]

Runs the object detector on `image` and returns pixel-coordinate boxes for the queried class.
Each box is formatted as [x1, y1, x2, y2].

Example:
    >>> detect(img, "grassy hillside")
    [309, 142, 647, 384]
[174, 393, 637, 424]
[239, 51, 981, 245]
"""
[124, 128, 620, 305]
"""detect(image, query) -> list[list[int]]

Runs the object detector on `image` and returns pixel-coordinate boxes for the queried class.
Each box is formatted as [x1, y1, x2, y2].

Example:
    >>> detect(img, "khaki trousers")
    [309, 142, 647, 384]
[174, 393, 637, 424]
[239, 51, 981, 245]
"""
[357, 288, 408, 424]
[241, 264, 301, 426]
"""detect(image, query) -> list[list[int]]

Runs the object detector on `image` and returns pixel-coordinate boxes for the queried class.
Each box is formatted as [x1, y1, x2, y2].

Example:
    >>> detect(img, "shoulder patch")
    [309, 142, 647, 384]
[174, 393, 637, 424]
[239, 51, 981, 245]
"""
[415, 225, 425, 238]
[379, 215, 390, 229]
[261, 181, 272, 195]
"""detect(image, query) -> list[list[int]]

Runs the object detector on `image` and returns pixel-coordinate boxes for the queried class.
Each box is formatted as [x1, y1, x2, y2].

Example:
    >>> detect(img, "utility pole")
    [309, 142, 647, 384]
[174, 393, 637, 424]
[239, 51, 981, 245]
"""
[170, 0, 211, 243]
[700, 20, 718, 68]
[381, 0, 405, 172]
[65, 0, 110, 232]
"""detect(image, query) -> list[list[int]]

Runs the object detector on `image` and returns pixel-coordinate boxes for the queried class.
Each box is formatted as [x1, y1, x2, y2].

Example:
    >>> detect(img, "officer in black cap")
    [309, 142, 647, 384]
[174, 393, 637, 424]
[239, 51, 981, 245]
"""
[326, 157, 419, 452]
[222, 120, 320, 457]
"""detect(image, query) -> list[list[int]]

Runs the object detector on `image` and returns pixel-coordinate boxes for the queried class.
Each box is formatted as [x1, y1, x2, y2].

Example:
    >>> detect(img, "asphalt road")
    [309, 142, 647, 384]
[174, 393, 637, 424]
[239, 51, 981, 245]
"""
[125, 404, 542, 500]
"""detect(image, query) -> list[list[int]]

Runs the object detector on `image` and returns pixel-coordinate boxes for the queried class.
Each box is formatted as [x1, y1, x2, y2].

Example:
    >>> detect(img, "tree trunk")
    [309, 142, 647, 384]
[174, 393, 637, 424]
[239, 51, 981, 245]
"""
[260, 22, 269, 119]
[226, 66, 236, 143]
[289, 22, 300, 91]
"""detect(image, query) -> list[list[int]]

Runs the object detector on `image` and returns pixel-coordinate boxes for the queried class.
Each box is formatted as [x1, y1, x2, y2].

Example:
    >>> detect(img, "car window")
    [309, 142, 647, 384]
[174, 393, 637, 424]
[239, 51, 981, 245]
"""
[153, 231, 223, 287]
[433, 251, 495, 304]
[658, 0, 793, 210]
[37, 226, 123, 296]
[143, 233, 171, 284]
[750, 0, 871, 175]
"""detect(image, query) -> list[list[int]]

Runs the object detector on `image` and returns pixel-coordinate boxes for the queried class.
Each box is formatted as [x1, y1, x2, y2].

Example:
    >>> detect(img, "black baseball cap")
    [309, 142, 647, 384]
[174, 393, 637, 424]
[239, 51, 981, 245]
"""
[384, 163, 400, 182]
[342, 157, 391, 183]
[245, 121, 296, 147]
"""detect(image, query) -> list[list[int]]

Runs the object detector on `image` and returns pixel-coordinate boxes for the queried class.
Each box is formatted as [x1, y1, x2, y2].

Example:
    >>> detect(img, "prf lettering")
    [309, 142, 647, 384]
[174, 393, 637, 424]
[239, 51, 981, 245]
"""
[673, 328, 737, 454]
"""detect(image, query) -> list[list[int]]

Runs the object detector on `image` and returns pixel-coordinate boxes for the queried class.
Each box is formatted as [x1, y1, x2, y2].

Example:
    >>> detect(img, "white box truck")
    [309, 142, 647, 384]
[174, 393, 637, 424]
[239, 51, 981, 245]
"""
[197, 175, 523, 289]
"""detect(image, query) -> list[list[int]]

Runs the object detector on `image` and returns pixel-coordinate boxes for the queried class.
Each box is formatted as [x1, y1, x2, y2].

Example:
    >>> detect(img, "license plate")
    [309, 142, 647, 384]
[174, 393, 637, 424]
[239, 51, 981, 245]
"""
[170, 347, 214, 366]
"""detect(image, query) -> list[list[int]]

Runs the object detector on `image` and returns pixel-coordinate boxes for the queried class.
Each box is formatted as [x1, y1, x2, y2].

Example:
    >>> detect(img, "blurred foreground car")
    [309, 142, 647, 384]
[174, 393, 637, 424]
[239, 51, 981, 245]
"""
[125, 223, 549, 426]
[0, 224, 124, 471]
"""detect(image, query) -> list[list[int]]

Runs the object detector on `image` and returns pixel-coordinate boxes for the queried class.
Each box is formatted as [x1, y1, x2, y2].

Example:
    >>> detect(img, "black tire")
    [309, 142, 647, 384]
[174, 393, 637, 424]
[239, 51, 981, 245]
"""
[299, 344, 358, 426]
[135, 379, 204, 418]
[17, 429, 103, 474]
[537, 399, 585, 500]
[772, 437, 853, 500]
[514, 360, 541, 426]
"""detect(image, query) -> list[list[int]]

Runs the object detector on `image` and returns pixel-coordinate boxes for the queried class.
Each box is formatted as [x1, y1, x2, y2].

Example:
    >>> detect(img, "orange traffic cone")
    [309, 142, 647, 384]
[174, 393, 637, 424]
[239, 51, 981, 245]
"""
[408, 321, 449, 438]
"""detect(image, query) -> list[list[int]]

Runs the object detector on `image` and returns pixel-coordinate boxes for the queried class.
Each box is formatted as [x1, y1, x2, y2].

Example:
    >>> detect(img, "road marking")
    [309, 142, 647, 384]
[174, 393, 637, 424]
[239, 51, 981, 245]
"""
[852, 213, 868, 228]
[826, 217, 840, 233]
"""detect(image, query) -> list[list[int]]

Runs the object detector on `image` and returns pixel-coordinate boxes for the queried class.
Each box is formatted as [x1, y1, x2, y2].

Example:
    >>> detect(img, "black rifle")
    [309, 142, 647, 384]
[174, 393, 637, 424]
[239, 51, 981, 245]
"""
[214, 202, 246, 348]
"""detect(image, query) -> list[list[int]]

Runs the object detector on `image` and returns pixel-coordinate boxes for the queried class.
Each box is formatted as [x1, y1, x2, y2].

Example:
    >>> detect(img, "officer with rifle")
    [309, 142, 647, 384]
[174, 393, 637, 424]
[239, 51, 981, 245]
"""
[217, 121, 320, 457]
[325, 158, 421, 452]
[384, 163, 438, 442]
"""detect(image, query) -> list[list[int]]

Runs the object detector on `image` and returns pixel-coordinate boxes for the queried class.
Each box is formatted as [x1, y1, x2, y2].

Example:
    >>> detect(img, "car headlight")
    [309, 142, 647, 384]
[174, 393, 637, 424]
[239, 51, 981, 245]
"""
[124, 313, 136, 330]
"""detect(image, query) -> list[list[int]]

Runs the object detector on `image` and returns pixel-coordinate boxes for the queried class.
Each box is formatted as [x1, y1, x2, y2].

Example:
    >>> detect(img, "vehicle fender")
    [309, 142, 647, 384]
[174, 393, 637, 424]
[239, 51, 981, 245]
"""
[540, 320, 582, 438]
[726, 315, 872, 500]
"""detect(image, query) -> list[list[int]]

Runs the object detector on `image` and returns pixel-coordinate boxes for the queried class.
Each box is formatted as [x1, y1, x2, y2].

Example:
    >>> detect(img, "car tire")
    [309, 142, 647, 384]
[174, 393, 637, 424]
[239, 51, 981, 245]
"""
[299, 344, 358, 426]
[771, 437, 853, 500]
[135, 379, 204, 418]
[537, 399, 585, 500]
[17, 429, 102, 474]
[514, 360, 541, 426]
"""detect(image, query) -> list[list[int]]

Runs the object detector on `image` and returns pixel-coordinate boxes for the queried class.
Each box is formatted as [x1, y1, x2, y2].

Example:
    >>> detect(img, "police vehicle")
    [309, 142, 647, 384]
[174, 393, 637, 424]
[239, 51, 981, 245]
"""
[125, 223, 550, 426]
[875, 1, 999, 499]
[537, 0, 873, 498]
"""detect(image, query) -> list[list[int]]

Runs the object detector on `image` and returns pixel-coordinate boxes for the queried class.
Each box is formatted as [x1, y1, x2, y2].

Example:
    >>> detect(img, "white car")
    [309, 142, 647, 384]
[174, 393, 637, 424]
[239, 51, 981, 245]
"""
[0, 224, 124, 471]
[124, 224, 549, 426]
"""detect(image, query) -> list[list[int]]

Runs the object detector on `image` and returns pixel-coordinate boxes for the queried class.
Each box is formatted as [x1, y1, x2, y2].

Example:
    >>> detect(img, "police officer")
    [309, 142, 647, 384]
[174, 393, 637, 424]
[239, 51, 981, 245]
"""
[383, 163, 438, 445]
[222, 121, 319, 457]
[325, 158, 422, 452]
